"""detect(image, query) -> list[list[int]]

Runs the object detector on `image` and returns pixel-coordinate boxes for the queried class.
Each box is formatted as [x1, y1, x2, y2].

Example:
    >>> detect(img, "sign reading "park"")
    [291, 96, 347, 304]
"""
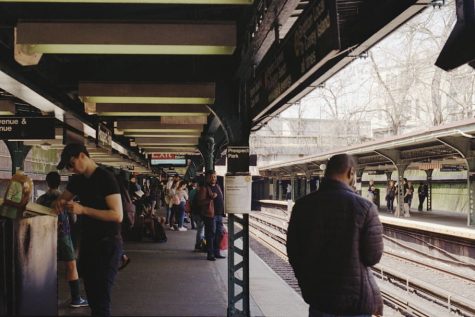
[0, 116, 55, 140]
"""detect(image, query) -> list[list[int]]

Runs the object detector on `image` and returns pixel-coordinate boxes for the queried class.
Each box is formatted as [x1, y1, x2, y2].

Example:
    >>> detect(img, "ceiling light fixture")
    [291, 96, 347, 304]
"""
[79, 82, 215, 105]
[15, 22, 236, 65]
[1, 0, 252, 4]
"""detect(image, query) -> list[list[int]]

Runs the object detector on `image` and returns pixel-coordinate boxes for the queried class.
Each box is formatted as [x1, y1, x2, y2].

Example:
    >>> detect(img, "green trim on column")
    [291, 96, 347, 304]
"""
[4, 141, 31, 175]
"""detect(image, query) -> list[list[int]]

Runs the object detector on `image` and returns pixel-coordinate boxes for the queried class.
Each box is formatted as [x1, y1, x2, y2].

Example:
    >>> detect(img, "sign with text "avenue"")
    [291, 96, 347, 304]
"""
[0, 117, 55, 140]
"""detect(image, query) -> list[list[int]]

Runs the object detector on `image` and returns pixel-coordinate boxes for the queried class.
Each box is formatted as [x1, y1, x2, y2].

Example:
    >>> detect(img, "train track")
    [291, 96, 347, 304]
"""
[248, 212, 475, 317]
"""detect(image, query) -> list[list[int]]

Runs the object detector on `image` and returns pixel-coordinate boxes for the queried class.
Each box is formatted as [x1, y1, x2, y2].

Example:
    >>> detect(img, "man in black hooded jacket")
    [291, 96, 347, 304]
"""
[287, 154, 383, 317]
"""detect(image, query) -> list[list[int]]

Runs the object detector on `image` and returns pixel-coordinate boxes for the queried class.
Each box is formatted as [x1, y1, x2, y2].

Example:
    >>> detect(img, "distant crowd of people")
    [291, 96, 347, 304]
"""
[367, 178, 429, 217]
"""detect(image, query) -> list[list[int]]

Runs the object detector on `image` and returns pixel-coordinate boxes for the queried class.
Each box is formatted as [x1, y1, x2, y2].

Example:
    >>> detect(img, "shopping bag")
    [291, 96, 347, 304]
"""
[219, 227, 228, 250]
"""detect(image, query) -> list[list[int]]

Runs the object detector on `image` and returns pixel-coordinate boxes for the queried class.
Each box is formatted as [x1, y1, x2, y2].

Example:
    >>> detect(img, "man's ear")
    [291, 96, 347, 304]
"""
[348, 167, 355, 178]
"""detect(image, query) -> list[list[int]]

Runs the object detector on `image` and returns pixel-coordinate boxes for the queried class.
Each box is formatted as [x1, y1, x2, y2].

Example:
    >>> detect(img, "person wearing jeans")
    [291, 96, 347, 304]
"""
[54, 143, 123, 316]
[198, 170, 225, 261]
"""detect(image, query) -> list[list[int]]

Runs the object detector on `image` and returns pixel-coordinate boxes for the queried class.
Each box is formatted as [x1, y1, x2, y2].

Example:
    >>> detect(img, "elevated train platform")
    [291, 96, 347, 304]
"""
[58, 226, 308, 317]
[258, 199, 474, 240]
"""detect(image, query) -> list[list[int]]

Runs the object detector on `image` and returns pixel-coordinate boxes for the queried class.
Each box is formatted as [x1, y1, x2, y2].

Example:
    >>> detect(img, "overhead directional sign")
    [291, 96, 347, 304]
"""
[249, 0, 340, 119]
[96, 123, 112, 153]
[0, 116, 55, 140]
[151, 153, 186, 166]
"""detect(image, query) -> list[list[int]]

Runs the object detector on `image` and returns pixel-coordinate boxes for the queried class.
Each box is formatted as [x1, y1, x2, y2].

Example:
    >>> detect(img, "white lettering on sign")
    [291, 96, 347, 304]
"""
[0, 119, 19, 125]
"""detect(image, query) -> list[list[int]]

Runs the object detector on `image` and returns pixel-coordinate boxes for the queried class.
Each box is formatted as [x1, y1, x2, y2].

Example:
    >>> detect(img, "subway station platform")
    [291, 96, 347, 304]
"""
[378, 208, 475, 240]
[258, 199, 474, 240]
[58, 225, 308, 317]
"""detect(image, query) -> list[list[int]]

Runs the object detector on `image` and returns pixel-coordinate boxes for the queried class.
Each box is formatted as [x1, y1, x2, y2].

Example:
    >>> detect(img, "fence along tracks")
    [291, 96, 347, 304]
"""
[248, 211, 475, 317]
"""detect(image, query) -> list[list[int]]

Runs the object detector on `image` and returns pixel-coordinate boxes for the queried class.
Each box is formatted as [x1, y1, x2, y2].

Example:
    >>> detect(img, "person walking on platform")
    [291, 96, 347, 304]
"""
[286, 183, 292, 200]
[287, 154, 384, 317]
[198, 170, 225, 261]
[190, 182, 205, 251]
[37, 171, 88, 308]
[403, 178, 413, 217]
[386, 180, 396, 213]
[418, 182, 428, 211]
[53, 143, 123, 317]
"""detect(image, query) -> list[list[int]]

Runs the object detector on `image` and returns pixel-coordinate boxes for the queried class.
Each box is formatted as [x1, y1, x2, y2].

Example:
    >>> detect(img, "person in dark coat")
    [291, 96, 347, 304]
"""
[287, 154, 384, 317]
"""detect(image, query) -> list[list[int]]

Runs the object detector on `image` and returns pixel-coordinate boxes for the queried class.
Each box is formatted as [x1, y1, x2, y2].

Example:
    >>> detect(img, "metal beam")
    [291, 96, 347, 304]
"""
[88, 103, 210, 116]
[15, 21, 237, 65]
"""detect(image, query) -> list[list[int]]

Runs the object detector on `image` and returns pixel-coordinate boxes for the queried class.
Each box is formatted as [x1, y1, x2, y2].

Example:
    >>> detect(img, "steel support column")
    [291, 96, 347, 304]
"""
[467, 159, 475, 226]
[356, 168, 364, 196]
[290, 173, 295, 201]
[438, 136, 475, 226]
[226, 143, 250, 317]
[395, 164, 408, 217]
[425, 169, 433, 211]
[305, 171, 312, 195]
[272, 177, 278, 200]
[227, 214, 250, 317]
[278, 177, 282, 200]
[5, 141, 31, 175]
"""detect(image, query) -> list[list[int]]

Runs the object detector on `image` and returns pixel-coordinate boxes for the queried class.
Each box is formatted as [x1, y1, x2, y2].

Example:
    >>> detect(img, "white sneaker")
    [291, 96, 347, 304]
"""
[170, 226, 175, 231]
[178, 227, 187, 231]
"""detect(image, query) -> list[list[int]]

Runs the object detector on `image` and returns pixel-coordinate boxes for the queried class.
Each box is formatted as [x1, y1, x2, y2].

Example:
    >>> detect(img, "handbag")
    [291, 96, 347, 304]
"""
[171, 194, 180, 206]
[122, 190, 136, 228]
[219, 226, 228, 250]
[184, 200, 191, 213]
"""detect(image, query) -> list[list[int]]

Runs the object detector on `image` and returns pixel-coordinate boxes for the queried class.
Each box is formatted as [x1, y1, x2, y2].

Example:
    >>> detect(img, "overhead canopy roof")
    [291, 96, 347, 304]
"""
[259, 118, 475, 177]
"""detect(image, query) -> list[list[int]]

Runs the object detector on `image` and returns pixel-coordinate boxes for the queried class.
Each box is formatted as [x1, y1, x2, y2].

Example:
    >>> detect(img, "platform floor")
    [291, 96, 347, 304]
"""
[58, 224, 308, 316]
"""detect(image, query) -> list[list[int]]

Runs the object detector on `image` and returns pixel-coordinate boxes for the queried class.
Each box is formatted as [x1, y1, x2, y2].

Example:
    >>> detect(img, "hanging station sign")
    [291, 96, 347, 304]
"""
[96, 123, 112, 153]
[150, 153, 186, 166]
[0, 116, 55, 140]
[227, 146, 250, 173]
[249, 0, 340, 118]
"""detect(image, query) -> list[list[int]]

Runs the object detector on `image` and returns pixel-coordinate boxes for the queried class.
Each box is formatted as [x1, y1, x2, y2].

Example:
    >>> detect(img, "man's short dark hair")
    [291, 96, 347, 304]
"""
[46, 171, 61, 189]
[324, 154, 357, 178]
[57, 143, 90, 170]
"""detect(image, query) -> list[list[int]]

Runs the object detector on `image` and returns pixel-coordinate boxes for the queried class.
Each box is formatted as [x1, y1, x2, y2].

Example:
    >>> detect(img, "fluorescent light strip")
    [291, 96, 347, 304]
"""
[125, 133, 200, 137]
[0, 0, 252, 3]
[25, 44, 235, 55]
[97, 112, 206, 117]
[83, 96, 214, 104]
[137, 143, 197, 146]
[121, 128, 202, 133]
[0, 70, 64, 121]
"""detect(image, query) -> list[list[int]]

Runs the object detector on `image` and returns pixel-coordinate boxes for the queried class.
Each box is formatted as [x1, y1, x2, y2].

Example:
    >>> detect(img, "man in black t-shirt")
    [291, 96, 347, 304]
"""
[53, 143, 123, 317]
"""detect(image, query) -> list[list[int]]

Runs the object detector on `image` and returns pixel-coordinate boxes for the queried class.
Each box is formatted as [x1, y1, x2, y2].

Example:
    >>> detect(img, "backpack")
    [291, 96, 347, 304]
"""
[0, 172, 34, 219]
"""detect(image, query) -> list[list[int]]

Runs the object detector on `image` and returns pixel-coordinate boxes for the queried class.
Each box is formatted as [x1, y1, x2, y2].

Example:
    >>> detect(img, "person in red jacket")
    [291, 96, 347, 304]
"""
[197, 170, 225, 261]
[287, 154, 384, 317]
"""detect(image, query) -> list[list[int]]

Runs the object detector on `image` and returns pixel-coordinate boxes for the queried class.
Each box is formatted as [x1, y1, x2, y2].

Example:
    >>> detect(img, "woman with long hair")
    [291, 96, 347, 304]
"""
[175, 180, 189, 231]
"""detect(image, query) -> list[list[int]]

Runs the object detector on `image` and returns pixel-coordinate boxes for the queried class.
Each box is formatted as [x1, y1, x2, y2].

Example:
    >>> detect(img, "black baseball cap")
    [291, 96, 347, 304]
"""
[57, 143, 89, 170]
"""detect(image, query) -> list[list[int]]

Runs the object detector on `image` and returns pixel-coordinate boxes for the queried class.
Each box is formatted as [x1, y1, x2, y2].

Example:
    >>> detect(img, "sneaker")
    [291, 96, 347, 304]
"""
[169, 226, 175, 231]
[207, 255, 216, 261]
[70, 297, 88, 308]
[118, 256, 131, 271]
[178, 227, 187, 231]
[215, 254, 226, 259]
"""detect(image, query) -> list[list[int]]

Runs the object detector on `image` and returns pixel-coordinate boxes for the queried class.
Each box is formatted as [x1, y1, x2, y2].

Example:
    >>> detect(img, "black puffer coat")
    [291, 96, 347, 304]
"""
[287, 179, 384, 315]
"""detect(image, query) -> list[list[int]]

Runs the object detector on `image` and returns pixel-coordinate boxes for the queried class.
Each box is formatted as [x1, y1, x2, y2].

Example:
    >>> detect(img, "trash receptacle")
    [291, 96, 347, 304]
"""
[0, 179, 57, 317]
